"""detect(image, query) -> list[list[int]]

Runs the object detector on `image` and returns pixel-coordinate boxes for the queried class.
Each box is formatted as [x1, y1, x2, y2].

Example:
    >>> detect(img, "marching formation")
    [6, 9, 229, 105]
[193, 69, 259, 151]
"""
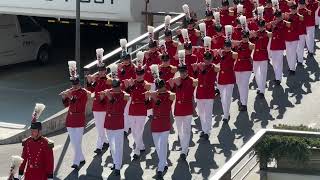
[12, 0, 320, 179]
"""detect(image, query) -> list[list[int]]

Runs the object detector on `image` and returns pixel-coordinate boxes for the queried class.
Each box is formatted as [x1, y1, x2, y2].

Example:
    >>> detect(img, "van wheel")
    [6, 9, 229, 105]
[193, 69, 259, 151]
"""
[37, 46, 50, 65]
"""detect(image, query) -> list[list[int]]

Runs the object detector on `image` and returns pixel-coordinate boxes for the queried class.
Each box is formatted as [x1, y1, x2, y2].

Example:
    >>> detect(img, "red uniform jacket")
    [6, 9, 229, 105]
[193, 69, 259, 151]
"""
[165, 41, 178, 66]
[280, 0, 290, 13]
[212, 35, 226, 49]
[151, 91, 173, 132]
[127, 80, 149, 116]
[234, 42, 253, 72]
[204, 19, 217, 37]
[63, 88, 88, 127]
[118, 63, 136, 82]
[270, 20, 286, 50]
[232, 27, 243, 41]
[185, 54, 198, 78]
[298, 8, 309, 35]
[306, 2, 318, 26]
[285, 13, 300, 41]
[159, 65, 175, 81]
[19, 137, 54, 180]
[144, 51, 161, 83]
[220, 9, 236, 26]
[178, 28, 199, 46]
[252, 30, 269, 61]
[218, 51, 236, 85]
[172, 76, 195, 116]
[248, 18, 259, 31]
[243, 1, 254, 19]
[87, 77, 110, 111]
[264, 7, 274, 23]
[196, 64, 217, 99]
[104, 90, 128, 130]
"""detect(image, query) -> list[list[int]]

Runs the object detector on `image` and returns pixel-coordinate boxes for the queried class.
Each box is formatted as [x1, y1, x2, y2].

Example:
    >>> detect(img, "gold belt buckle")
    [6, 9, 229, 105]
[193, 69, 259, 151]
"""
[178, 101, 181, 104]
[108, 114, 111, 117]
[200, 85, 203, 87]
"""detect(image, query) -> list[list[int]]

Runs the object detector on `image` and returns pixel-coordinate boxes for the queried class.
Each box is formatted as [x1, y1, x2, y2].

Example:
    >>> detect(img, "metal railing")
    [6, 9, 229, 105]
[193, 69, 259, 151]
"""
[83, 12, 185, 76]
[210, 129, 320, 180]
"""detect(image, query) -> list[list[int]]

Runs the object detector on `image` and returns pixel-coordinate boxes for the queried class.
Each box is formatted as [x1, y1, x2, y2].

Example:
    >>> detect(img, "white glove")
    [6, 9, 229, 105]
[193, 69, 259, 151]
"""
[48, 179, 53, 180]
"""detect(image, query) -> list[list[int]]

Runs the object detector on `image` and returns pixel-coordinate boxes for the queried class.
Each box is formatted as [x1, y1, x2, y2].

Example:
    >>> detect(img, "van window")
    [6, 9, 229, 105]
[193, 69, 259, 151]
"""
[17, 16, 41, 33]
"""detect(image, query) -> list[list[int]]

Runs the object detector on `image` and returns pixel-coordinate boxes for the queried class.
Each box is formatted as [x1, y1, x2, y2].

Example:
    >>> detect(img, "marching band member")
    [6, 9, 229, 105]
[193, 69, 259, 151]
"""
[193, 50, 220, 140]
[124, 51, 151, 159]
[146, 68, 175, 178]
[279, 0, 290, 12]
[86, 48, 110, 155]
[118, 39, 135, 135]
[8, 156, 23, 180]
[144, 26, 161, 89]
[251, 19, 272, 98]
[268, 8, 289, 85]
[60, 61, 91, 170]
[159, 40, 177, 81]
[220, 0, 236, 26]
[177, 4, 200, 46]
[284, 3, 300, 75]
[243, 0, 256, 19]
[218, 25, 238, 123]
[181, 29, 199, 78]
[306, 0, 319, 56]
[233, 15, 246, 40]
[264, 0, 275, 23]
[169, 50, 198, 160]
[212, 23, 226, 50]
[163, 15, 179, 66]
[99, 63, 130, 176]
[202, 0, 216, 37]
[297, 0, 311, 65]
[233, 26, 255, 111]
[18, 104, 54, 180]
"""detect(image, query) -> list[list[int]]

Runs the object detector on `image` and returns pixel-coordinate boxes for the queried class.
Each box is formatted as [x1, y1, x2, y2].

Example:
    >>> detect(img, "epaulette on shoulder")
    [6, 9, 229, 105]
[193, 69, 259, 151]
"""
[44, 137, 54, 149]
[22, 137, 30, 147]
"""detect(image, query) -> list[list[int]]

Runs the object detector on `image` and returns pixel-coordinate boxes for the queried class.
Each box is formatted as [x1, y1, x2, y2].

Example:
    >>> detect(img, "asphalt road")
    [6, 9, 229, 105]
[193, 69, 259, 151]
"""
[0, 30, 320, 180]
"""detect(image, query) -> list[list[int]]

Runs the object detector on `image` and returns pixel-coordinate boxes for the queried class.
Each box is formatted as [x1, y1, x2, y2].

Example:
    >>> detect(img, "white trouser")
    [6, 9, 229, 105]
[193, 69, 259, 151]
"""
[267, 38, 272, 59]
[67, 127, 85, 165]
[235, 71, 251, 106]
[196, 99, 214, 135]
[124, 97, 131, 133]
[217, 84, 234, 119]
[129, 115, 146, 155]
[316, 7, 320, 26]
[270, 50, 284, 81]
[152, 131, 169, 172]
[93, 111, 108, 149]
[285, 41, 298, 71]
[106, 129, 124, 170]
[297, 35, 306, 63]
[175, 115, 192, 154]
[253, 61, 268, 94]
[306, 26, 315, 53]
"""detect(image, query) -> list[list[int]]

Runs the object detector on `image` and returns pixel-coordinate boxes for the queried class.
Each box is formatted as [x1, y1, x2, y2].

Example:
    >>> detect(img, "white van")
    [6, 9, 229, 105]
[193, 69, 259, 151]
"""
[0, 14, 51, 66]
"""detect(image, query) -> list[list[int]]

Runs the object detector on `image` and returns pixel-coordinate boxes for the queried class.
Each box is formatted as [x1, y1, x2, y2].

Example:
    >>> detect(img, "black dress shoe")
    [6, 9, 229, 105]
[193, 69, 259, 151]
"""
[256, 90, 260, 94]
[71, 164, 79, 170]
[288, 70, 295, 76]
[140, 149, 146, 153]
[297, 62, 303, 66]
[110, 164, 115, 170]
[113, 169, 120, 176]
[94, 149, 102, 154]
[200, 131, 204, 138]
[156, 171, 163, 178]
[133, 154, 140, 160]
[102, 143, 109, 150]
[239, 105, 247, 112]
[179, 153, 186, 161]
[80, 160, 86, 165]
[258, 93, 265, 99]
[274, 80, 281, 86]
[203, 133, 209, 140]
[222, 116, 230, 123]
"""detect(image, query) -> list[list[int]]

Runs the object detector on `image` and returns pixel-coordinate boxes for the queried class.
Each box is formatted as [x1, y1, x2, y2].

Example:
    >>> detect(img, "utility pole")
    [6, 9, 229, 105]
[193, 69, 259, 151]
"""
[75, 0, 81, 84]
